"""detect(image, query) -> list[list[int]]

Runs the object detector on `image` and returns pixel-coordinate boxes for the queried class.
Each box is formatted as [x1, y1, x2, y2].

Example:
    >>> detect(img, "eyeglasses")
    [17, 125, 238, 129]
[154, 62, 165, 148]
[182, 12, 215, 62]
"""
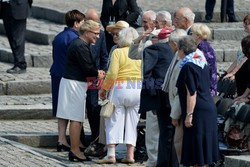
[89, 31, 100, 36]
[111, 32, 119, 36]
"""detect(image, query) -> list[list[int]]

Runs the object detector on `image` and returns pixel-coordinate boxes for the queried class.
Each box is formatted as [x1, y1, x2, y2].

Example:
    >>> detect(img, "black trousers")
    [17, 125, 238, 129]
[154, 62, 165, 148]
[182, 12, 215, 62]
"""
[156, 91, 179, 167]
[86, 88, 101, 142]
[205, 0, 235, 20]
[2, 2, 27, 69]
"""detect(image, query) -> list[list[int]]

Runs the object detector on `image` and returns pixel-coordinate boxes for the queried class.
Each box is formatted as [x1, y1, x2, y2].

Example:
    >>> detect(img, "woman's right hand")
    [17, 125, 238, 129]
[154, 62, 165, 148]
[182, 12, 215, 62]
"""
[172, 119, 179, 127]
[223, 73, 234, 80]
[99, 89, 107, 100]
[98, 70, 105, 79]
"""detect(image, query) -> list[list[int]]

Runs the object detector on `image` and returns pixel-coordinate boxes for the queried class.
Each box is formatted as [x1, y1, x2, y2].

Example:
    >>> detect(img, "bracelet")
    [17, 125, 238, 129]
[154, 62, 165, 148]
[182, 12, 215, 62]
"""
[186, 113, 193, 117]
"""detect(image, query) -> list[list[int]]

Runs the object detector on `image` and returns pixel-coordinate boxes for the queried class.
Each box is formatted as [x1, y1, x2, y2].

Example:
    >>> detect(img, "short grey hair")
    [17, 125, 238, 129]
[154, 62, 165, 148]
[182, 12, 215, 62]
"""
[143, 10, 156, 21]
[182, 7, 195, 23]
[118, 27, 139, 47]
[177, 35, 197, 55]
[169, 29, 187, 43]
[156, 11, 172, 26]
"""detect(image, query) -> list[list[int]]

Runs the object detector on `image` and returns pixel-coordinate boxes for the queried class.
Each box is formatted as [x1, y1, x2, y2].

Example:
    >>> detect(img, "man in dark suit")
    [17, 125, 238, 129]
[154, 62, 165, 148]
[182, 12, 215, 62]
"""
[0, 0, 32, 74]
[100, 0, 140, 53]
[205, 0, 237, 22]
[140, 30, 178, 167]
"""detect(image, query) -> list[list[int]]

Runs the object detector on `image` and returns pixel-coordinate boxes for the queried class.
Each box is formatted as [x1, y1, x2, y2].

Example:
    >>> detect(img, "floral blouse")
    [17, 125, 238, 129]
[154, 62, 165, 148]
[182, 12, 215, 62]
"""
[198, 40, 217, 96]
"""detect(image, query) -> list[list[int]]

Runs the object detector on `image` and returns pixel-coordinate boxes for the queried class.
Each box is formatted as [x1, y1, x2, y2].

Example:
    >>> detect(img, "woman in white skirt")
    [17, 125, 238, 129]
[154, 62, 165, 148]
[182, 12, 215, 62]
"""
[56, 20, 105, 162]
[98, 27, 141, 164]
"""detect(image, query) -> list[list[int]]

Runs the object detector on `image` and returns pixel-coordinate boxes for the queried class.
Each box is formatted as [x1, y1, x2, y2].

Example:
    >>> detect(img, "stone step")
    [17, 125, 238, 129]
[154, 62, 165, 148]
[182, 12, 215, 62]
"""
[0, 94, 52, 119]
[31, 0, 249, 24]
[225, 155, 250, 167]
[0, 120, 90, 146]
[207, 22, 246, 41]
[0, 62, 50, 95]
[211, 40, 241, 62]
[0, 35, 52, 67]
[0, 18, 65, 45]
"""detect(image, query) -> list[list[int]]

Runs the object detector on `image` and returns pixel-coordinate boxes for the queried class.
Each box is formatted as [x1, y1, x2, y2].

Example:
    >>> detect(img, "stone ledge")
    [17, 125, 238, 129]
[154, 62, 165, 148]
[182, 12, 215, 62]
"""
[225, 155, 250, 167]
[6, 80, 51, 95]
[1, 133, 91, 148]
[0, 22, 55, 45]
[0, 104, 52, 119]
[31, 6, 65, 25]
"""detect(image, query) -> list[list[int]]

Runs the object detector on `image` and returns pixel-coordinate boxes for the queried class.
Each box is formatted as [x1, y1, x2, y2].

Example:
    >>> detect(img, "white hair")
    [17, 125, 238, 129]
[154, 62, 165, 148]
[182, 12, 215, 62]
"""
[118, 27, 139, 47]
[143, 10, 156, 21]
[169, 29, 187, 43]
[156, 11, 172, 26]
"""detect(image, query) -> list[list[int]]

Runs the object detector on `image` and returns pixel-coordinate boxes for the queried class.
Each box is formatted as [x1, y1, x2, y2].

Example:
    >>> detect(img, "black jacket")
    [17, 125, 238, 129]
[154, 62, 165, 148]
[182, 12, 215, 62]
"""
[100, 0, 140, 28]
[63, 38, 98, 82]
[139, 43, 174, 113]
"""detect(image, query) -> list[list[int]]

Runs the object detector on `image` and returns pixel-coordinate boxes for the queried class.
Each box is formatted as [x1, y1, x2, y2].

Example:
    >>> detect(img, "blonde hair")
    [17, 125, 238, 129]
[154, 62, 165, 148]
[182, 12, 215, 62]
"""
[118, 27, 139, 47]
[79, 20, 100, 35]
[191, 23, 211, 40]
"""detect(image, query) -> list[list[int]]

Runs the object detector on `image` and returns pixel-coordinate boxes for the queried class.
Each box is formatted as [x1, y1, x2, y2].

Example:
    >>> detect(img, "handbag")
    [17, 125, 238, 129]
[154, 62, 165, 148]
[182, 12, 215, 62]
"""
[100, 88, 115, 118]
[226, 124, 248, 149]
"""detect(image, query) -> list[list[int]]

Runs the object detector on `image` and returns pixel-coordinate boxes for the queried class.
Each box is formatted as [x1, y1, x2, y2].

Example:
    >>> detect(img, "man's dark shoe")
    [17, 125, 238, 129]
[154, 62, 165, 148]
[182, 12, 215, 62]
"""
[204, 19, 212, 23]
[228, 18, 238, 22]
[6, 66, 26, 74]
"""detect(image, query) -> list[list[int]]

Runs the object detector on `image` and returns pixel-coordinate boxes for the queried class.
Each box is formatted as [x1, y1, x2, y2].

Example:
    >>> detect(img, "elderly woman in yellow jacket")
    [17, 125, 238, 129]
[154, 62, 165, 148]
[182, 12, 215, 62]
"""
[98, 27, 141, 164]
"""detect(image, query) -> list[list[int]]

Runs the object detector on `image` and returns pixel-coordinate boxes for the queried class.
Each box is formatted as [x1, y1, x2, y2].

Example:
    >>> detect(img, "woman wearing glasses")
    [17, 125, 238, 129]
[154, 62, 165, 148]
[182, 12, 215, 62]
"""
[56, 20, 105, 162]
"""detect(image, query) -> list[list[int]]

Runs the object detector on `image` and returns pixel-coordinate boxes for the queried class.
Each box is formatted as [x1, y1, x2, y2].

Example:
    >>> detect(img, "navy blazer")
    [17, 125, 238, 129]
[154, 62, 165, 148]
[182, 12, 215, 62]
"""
[90, 30, 109, 71]
[139, 43, 174, 113]
[50, 27, 79, 77]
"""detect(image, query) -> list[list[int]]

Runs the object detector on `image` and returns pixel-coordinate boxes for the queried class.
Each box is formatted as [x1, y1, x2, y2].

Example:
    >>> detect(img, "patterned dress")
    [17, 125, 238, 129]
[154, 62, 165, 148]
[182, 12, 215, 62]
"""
[198, 40, 217, 96]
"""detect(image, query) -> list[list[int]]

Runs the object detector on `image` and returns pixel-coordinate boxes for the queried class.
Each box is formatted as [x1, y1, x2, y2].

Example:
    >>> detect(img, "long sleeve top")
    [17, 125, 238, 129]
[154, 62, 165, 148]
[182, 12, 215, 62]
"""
[63, 38, 98, 82]
[50, 27, 78, 77]
[198, 40, 217, 96]
[102, 47, 141, 90]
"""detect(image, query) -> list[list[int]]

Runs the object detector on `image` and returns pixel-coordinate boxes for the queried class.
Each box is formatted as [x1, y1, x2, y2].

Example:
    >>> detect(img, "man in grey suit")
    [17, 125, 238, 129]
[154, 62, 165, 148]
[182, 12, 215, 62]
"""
[0, 0, 32, 74]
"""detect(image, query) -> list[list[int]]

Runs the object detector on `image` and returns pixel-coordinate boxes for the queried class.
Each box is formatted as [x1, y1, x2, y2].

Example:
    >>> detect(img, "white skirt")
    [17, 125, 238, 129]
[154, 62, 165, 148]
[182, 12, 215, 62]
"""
[56, 78, 87, 122]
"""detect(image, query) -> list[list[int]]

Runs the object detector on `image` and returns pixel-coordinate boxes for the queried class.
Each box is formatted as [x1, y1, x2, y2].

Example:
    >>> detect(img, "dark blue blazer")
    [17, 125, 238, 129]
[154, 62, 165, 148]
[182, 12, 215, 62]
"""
[90, 30, 109, 71]
[139, 43, 174, 113]
[50, 27, 78, 77]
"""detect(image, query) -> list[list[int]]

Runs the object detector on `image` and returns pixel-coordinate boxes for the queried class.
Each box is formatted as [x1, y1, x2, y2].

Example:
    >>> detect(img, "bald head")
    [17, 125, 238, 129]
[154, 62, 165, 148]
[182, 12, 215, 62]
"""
[85, 9, 100, 22]
[174, 7, 195, 30]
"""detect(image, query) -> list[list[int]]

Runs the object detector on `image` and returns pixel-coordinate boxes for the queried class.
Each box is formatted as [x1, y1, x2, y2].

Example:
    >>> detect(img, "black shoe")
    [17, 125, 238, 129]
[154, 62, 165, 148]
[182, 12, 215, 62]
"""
[57, 142, 70, 152]
[228, 18, 238, 22]
[204, 19, 212, 23]
[6, 66, 26, 74]
[68, 151, 92, 162]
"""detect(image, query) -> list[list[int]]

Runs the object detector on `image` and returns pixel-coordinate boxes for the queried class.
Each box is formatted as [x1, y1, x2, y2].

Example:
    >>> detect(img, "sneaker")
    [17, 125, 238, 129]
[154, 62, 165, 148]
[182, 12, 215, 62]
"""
[6, 66, 26, 74]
